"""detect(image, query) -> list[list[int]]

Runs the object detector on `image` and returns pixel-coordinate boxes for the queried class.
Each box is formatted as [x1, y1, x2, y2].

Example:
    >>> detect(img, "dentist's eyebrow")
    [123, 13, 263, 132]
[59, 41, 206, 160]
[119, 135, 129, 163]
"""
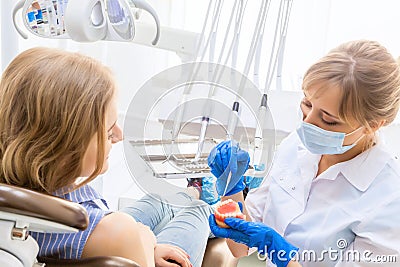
[321, 109, 339, 119]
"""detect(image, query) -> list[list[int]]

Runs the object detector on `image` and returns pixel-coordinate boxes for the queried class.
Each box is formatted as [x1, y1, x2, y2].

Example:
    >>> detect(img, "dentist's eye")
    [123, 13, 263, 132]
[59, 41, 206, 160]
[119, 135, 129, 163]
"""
[322, 118, 338, 126]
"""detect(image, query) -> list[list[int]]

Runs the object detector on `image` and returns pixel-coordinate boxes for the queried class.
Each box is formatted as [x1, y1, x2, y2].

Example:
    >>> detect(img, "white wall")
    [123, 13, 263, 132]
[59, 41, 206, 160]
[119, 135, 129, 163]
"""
[0, 0, 19, 71]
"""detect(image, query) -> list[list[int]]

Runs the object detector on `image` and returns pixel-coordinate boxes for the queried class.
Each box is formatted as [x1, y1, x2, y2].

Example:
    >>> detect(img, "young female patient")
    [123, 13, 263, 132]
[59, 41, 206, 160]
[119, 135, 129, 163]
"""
[0, 47, 195, 267]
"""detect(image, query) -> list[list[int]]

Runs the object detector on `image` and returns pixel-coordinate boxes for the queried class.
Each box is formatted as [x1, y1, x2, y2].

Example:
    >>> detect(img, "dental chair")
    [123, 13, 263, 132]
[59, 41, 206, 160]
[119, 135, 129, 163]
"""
[0, 183, 140, 267]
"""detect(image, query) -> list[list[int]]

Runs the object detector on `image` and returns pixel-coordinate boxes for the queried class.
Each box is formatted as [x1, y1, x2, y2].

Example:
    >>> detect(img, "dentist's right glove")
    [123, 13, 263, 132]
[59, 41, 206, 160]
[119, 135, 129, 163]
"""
[207, 140, 250, 196]
[244, 163, 265, 190]
[188, 176, 220, 205]
[209, 214, 299, 267]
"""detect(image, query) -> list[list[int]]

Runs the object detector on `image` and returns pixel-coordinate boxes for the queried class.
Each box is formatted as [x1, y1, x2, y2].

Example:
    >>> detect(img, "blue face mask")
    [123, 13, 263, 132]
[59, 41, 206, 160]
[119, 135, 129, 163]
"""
[296, 121, 364, 155]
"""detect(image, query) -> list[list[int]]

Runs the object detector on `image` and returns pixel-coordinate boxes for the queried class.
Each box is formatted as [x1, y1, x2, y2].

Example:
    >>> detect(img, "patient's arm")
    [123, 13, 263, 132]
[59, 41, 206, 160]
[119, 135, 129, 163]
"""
[82, 211, 156, 267]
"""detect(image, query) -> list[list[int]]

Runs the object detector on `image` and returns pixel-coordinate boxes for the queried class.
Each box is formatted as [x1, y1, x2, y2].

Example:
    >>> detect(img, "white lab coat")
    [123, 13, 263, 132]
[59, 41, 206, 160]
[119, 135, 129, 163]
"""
[246, 132, 400, 266]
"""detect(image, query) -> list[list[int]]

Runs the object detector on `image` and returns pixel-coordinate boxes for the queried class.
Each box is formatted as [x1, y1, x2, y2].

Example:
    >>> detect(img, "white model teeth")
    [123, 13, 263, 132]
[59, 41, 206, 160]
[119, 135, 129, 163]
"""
[215, 198, 244, 224]
[216, 211, 240, 218]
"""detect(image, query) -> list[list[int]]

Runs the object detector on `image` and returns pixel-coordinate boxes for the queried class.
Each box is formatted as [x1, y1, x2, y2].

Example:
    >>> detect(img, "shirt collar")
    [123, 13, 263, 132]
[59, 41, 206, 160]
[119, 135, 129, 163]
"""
[297, 138, 394, 192]
[339, 140, 393, 191]
[54, 184, 103, 203]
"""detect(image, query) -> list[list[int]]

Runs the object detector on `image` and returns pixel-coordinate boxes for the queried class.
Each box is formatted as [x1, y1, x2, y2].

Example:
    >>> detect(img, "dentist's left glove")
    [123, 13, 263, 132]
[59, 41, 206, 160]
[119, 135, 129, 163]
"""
[209, 214, 298, 267]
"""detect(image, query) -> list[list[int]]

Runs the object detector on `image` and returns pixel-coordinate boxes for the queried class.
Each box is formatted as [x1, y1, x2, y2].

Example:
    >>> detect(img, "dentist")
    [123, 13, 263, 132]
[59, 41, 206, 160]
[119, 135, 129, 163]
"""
[208, 40, 400, 266]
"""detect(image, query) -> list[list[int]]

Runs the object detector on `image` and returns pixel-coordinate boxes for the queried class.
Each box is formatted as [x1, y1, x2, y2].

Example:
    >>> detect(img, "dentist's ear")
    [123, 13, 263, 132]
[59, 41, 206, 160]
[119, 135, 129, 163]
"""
[366, 119, 387, 133]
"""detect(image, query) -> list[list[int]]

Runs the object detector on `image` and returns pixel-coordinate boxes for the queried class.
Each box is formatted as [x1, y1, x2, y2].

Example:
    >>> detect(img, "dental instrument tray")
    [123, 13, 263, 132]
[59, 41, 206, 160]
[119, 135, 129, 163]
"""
[129, 138, 217, 179]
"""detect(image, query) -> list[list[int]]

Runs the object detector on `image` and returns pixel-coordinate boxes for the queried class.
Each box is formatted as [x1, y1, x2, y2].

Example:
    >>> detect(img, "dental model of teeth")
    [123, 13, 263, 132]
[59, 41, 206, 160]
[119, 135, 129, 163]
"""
[214, 199, 245, 228]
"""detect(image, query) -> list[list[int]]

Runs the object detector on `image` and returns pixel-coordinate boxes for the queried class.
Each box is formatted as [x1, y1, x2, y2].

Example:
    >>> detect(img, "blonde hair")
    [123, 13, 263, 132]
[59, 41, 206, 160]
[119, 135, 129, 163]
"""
[302, 40, 400, 149]
[0, 47, 116, 193]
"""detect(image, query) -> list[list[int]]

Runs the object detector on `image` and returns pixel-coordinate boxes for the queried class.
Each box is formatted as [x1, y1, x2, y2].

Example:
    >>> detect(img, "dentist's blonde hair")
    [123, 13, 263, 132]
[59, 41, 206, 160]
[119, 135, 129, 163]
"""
[302, 40, 400, 149]
[0, 47, 116, 193]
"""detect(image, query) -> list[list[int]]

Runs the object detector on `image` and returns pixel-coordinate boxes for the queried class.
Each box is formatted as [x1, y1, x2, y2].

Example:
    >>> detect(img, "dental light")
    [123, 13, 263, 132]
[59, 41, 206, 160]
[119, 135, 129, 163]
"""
[11, 0, 201, 61]
[13, 0, 160, 44]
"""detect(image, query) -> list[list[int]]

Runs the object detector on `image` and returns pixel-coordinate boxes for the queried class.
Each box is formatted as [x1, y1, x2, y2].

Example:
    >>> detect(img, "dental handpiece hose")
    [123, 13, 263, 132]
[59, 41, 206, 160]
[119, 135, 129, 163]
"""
[193, 67, 215, 163]
[193, 116, 210, 162]
[171, 94, 188, 145]
[255, 94, 268, 149]
[223, 101, 240, 196]
[251, 93, 268, 174]
[193, 0, 241, 162]
[169, 0, 218, 148]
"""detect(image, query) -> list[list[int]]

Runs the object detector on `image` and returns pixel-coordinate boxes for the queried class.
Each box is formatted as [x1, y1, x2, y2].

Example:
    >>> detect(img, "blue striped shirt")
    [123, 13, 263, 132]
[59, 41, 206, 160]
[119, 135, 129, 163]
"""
[30, 185, 111, 259]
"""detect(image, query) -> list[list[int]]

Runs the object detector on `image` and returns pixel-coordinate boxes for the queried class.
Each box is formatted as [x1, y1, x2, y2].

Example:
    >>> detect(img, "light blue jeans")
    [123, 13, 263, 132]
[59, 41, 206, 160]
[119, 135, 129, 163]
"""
[120, 192, 215, 267]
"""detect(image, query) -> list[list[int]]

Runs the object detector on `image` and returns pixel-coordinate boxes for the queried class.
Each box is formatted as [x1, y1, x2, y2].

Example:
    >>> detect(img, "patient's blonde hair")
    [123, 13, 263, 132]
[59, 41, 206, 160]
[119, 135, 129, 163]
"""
[0, 47, 116, 193]
[302, 40, 400, 150]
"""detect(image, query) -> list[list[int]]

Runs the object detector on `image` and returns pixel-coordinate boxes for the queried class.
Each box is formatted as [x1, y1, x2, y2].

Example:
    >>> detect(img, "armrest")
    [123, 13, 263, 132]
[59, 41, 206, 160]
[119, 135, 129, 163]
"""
[38, 256, 141, 267]
[0, 183, 88, 231]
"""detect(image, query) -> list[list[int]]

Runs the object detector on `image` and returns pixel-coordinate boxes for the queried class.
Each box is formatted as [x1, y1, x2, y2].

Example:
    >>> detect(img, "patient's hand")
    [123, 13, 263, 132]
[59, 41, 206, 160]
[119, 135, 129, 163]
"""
[154, 244, 191, 267]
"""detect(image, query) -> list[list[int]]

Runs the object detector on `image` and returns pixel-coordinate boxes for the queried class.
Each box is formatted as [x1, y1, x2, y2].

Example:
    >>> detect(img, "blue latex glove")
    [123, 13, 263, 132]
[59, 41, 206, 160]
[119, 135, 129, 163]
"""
[209, 214, 298, 267]
[200, 176, 220, 205]
[207, 140, 250, 196]
[244, 164, 265, 190]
